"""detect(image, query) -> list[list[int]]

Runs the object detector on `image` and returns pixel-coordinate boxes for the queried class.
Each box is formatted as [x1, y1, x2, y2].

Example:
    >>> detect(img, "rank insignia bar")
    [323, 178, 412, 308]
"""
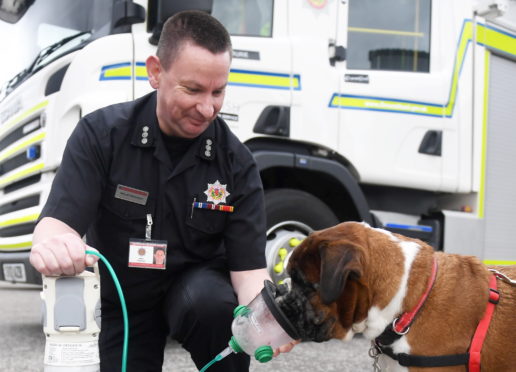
[193, 202, 234, 213]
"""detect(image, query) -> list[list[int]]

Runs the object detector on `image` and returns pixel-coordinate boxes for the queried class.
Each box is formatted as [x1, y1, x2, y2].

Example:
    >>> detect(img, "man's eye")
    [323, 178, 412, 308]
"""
[186, 87, 198, 93]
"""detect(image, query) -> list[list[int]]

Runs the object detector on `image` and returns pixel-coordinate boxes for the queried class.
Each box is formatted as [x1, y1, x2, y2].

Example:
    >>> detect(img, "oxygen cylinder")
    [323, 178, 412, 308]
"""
[41, 266, 102, 371]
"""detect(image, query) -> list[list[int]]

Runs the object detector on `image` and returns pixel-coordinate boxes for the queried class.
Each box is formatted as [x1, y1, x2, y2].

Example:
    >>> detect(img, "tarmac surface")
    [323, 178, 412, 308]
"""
[0, 281, 372, 371]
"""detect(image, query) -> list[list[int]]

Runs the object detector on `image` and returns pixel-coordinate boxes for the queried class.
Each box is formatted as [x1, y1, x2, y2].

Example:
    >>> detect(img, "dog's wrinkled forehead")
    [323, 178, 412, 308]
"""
[288, 222, 367, 279]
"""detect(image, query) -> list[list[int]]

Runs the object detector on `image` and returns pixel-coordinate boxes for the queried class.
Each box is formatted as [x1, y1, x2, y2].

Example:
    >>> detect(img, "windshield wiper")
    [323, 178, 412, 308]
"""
[27, 30, 92, 75]
[1, 30, 91, 100]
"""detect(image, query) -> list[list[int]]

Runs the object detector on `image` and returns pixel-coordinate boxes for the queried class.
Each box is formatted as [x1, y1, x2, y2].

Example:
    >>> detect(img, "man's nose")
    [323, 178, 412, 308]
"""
[196, 98, 215, 119]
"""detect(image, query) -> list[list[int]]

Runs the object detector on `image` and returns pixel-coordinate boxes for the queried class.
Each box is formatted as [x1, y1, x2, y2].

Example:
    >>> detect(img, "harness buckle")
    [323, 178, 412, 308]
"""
[488, 288, 500, 304]
[392, 317, 410, 335]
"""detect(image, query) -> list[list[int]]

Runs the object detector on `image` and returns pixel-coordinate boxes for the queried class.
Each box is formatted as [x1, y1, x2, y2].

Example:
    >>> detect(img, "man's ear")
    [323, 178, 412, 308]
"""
[146, 55, 161, 89]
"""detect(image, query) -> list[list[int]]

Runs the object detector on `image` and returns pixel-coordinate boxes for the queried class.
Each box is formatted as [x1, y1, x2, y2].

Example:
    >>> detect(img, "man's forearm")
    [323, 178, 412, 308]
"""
[33, 217, 81, 244]
[230, 268, 271, 305]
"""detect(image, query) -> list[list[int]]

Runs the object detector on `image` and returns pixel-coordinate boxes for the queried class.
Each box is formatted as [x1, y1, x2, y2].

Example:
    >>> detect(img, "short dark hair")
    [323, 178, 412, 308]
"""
[156, 10, 232, 70]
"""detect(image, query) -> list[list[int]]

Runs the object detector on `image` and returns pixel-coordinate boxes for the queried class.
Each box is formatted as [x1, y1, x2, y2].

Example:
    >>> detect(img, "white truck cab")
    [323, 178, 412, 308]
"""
[0, 0, 515, 285]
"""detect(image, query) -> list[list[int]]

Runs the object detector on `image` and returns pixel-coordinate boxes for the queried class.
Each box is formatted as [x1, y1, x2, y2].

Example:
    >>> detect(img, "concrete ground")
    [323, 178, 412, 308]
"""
[164, 337, 372, 371]
[1, 281, 373, 371]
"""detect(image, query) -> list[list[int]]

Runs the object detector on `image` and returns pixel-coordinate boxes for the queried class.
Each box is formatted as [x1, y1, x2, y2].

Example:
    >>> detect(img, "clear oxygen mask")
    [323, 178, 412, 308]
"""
[203, 280, 299, 371]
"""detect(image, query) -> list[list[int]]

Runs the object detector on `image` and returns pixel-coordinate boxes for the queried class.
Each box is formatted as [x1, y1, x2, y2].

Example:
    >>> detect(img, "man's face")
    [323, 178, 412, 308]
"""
[154, 249, 165, 264]
[146, 42, 231, 138]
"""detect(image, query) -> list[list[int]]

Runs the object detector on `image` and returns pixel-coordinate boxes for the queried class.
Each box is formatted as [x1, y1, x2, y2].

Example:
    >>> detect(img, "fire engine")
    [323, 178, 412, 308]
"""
[0, 0, 515, 285]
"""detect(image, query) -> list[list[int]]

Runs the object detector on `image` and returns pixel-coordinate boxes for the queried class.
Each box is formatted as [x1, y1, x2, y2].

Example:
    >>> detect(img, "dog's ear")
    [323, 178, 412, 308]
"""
[318, 241, 363, 305]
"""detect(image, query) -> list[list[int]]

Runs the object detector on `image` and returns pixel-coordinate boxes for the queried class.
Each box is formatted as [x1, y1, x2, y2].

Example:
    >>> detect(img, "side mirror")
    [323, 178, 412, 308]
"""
[113, 1, 146, 28]
[0, 0, 34, 23]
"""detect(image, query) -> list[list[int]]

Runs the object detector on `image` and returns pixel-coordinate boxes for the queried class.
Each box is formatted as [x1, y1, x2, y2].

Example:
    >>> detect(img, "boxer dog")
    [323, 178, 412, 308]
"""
[278, 221, 516, 371]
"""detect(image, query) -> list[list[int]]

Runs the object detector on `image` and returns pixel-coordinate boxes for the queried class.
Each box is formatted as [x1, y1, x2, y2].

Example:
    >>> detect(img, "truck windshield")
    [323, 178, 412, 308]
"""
[212, 0, 273, 37]
[0, 0, 114, 90]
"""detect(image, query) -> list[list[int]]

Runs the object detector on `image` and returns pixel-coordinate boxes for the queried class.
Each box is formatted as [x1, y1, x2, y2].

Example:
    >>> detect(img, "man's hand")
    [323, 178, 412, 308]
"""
[273, 339, 300, 357]
[30, 217, 98, 276]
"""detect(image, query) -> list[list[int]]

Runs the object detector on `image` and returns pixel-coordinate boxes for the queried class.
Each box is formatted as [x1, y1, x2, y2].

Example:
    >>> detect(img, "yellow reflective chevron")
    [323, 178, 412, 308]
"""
[331, 20, 516, 117]
[330, 94, 445, 117]
[100, 62, 148, 80]
[0, 162, 44, 188]
[99, 62, 132, 80]
[0, 101, 48, 138]
[0, 131, 46, 163]
[477, 22, 516, 57]
[478, 50, 491, 219]
[135, 62, 147, 80]
[0, 241, 32, 250]
[0, 213, 40, 228]
[101, 63, 301, 89]
[228, 69, 301, 90]
[483, 260, 516, 265]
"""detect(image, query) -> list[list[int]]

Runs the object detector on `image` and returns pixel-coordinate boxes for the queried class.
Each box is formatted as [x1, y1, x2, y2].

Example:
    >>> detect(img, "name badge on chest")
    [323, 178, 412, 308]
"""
[128, 214, 167, 269]
[115, 184, 149, 205]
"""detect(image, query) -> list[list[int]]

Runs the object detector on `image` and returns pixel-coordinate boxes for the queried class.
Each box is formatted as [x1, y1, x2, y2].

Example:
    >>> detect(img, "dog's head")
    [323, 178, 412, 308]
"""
[278, 221, 399, 342]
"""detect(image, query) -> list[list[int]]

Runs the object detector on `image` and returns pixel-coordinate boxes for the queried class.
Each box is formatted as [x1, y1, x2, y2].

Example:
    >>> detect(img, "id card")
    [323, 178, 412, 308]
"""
[128, 239, 167, 269]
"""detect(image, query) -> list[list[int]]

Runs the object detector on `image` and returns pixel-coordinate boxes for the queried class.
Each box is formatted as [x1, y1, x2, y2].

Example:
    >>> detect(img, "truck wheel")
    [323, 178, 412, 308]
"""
[264, 188, 339, 284]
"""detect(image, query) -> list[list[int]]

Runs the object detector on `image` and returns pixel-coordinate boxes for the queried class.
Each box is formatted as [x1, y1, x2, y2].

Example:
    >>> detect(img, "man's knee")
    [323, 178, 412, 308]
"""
[167, 264, 238, 334]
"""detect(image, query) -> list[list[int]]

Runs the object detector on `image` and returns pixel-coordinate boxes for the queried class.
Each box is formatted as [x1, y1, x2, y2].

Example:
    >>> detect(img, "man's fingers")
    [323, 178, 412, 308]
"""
[64, 238, 88, 274]
[84, 246, 99, 267]
[30, 234, 91, 276]
[29, 251, 51, 276]
[49, 242, 76, 276]
[273, 339, 300, 357]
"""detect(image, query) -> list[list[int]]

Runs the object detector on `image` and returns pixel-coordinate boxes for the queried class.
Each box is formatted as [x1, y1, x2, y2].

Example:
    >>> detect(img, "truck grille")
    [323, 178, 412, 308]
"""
[0, 103, 47, 250]
[0, 194, 40, 215]
[0, 117, 40, 152]
[0, 223, 36, 237]
[3, 174, 41, 194]
[0, 150, 40, 176]
[0, 106, 45, 192]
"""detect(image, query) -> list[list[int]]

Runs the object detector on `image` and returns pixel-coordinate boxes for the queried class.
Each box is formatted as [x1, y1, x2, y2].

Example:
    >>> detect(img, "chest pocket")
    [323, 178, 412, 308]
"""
[100, 183, 155, 237]
[185, 205, 227, 235]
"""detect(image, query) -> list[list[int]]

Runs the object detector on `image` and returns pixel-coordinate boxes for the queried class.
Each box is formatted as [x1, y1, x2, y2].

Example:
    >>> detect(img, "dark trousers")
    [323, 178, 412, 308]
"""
[99, 261, 250, 371]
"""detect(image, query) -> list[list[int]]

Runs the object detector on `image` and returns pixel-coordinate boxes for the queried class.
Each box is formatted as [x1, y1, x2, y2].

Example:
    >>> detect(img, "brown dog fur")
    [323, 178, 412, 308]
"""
[286, 221, 516, 371]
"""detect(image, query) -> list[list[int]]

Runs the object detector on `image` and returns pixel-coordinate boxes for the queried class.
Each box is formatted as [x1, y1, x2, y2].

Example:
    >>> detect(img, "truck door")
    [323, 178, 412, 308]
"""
[212, 0, 292, 142]
[334, 0, 448, 192]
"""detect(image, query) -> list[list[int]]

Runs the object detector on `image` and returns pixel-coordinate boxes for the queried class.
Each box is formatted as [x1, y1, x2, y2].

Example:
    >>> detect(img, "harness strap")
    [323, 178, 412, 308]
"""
[381, 347, 469, 367]
[374, 274, 500, 370]
[468, 274, 499, 372]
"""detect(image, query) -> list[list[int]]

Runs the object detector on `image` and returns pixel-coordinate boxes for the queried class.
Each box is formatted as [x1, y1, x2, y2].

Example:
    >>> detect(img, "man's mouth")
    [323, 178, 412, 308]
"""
[189, 117, 206, 126]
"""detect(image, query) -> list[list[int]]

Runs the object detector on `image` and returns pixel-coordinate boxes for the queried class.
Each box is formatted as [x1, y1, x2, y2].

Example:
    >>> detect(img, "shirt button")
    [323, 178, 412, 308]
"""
[142, 132, 148, 138]
[141, 138, 148, 144]
[143, 126, 149, 132]
[205, 150, 211, 157]
[206, 139, 213, 145]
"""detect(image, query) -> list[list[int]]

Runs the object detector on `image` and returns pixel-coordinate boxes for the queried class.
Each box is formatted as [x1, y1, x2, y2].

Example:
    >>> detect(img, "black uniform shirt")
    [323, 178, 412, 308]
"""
[41, 92, 267, 310]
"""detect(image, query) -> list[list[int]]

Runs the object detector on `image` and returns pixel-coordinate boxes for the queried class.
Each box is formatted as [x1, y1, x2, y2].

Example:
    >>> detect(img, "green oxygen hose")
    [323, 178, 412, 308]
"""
[199, 354, 223, 372]
[85, 250, 128, 372]
[86, 249, 232, 372]
[199, 349, 232, 372]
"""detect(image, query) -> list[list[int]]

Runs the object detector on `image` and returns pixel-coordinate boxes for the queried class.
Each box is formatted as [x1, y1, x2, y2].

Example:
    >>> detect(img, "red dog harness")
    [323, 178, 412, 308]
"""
[371, 258, 501, 371]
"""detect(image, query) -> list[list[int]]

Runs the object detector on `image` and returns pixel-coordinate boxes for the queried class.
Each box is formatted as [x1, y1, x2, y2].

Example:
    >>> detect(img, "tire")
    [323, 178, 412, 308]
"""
[264, 188, 339, 283]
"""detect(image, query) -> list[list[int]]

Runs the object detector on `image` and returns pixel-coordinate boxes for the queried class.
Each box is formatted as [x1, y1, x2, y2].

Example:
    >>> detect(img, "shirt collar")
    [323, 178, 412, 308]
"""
[131, 91, 159, 148]
[130, 91, 218, 162]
